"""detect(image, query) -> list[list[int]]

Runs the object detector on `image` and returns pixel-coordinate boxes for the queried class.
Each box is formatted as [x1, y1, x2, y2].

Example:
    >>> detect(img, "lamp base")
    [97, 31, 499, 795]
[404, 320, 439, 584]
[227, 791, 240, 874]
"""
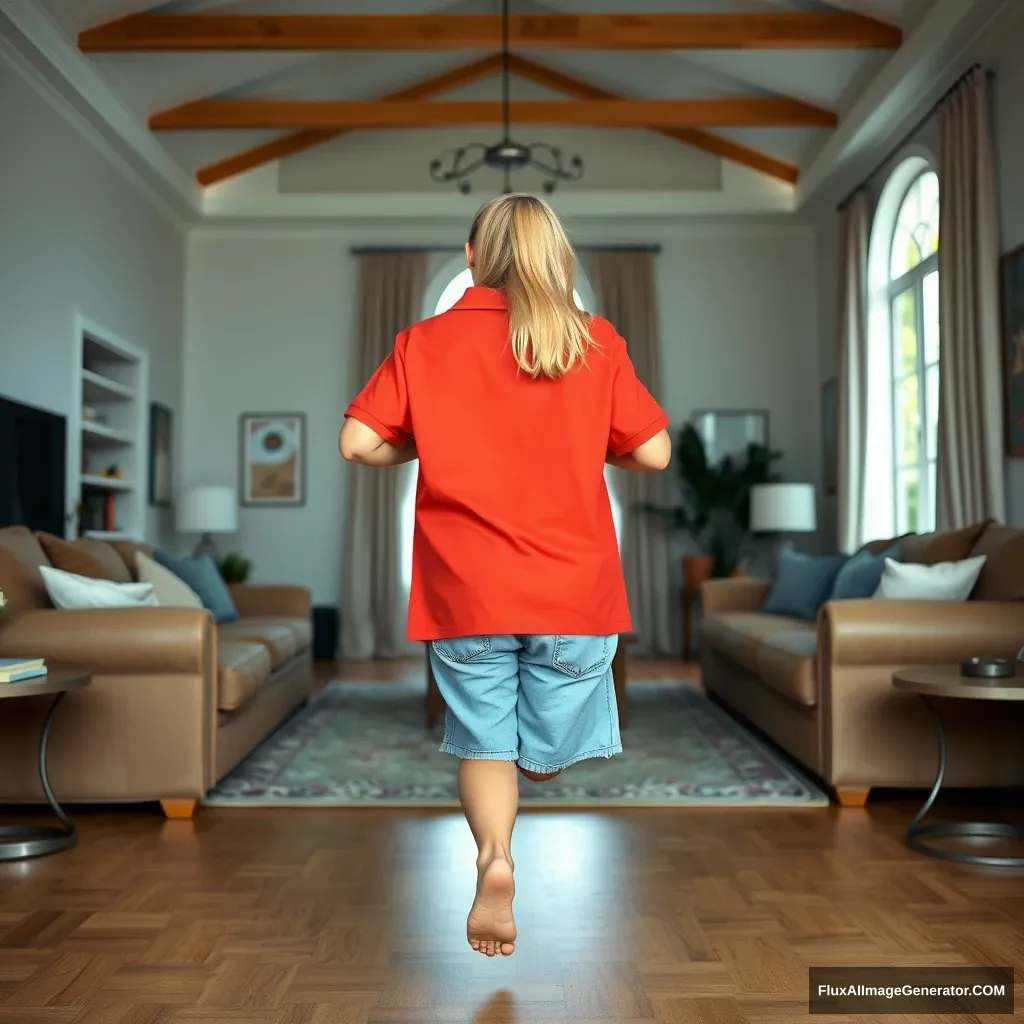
[771, 539, 795, 576]
[192, 533, 219, 562]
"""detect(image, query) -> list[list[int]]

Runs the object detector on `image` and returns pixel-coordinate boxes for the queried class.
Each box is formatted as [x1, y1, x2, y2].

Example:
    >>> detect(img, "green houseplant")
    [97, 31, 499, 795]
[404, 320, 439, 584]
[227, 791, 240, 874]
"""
[218, 553, 253, 585]
[647, 423, 782, 585]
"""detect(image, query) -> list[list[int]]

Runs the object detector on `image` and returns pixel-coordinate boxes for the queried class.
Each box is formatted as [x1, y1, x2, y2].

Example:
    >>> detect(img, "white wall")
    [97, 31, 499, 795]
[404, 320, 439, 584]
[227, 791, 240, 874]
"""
[0, 56, 185, 546]
[183, 223, 820, 607]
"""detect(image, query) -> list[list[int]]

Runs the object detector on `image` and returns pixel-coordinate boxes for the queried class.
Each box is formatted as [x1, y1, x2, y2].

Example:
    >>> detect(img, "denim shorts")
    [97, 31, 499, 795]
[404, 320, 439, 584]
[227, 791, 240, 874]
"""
[429, 634, 622, 773]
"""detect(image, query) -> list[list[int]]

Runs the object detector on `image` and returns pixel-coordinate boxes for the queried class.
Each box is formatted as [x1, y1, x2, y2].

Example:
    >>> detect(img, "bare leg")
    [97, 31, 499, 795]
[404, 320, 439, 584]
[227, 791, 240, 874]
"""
[518, 766, 562, 783]
[458, 759, 518, 957]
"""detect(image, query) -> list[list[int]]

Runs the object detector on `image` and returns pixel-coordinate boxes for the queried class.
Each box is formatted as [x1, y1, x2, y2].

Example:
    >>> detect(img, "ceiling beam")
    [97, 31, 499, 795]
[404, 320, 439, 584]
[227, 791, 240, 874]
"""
[508, 56, 799, 186]
[195, 55, 504, 187]
[152, 97, 838, 132]
[81, 12, 903, 53]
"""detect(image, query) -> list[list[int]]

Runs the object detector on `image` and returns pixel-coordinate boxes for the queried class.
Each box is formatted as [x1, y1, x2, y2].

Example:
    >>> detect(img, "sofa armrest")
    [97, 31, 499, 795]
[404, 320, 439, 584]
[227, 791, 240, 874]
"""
[701, 578, 772, 615]
[0, 608, 213, 674]
[821, 600, 1024, 666]
[229, 584, 312, 619]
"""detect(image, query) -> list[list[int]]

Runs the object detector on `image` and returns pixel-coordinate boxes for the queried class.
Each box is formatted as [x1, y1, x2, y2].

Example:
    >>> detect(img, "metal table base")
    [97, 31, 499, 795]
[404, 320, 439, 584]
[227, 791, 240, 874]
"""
[0, 693, 76, 861]
[907, 696, 1024, 868]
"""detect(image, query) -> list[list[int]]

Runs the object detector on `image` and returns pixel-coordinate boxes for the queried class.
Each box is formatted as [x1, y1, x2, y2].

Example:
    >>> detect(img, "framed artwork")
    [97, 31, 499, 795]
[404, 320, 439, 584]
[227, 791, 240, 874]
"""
[821, 378, 838, 496]
[690, 409, 769, 465]
[240, 412, 307, 507]
[1001, 243, 1024, 456]
[148, 402, 173, 508]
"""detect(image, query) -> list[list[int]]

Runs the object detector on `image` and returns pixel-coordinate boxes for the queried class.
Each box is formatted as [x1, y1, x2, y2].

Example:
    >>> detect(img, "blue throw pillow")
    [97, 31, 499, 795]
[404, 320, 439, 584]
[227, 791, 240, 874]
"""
[761, 549, 849, 621]
[154, 550, 239, 623]
[829, 541, 903, 601]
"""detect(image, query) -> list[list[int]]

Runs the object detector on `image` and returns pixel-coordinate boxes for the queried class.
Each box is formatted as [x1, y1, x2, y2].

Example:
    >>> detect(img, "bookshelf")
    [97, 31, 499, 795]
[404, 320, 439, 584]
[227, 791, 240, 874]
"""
[72, 318, 148, 541]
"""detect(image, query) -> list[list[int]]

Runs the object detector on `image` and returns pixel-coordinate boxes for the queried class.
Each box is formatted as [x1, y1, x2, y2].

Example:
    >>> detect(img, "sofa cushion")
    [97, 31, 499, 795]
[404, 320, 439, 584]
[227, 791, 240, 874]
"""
[901, 521, 992, 565]
[968, 524, 1024, 601]
[761, 550, 848, 621]
[829, 541, 902, 600]
[218, 618, 303, 668]
[874, 555, 986, 601]
[0, 526, 52, 615]
[702, 612, 812, 675]
[217, 640, 272, 712]
[154, 551, 239, 623]
[109, 540, 154, 579]
[756, 631, 818, 707]
[136, 551, 204, 609]
[36, 533, 131, 583]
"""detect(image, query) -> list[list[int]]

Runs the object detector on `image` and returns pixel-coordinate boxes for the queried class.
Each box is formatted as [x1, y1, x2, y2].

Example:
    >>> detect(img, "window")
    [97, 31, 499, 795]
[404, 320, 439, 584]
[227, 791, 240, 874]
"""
[400, 267, 618, 589]
[865, 158, 940, 542]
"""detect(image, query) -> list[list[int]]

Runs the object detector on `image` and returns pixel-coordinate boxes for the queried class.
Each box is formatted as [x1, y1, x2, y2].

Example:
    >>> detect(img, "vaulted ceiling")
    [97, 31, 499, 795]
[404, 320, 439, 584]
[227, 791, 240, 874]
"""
[31, 0, 936, 203]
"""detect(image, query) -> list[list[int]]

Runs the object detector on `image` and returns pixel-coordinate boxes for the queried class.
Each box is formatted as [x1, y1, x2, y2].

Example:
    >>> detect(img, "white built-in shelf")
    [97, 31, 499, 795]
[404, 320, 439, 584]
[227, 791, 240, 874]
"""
[82, 421, 133, 446]
[82, 369, 134, 403]
[83, 530, 133, 541]
[81, 474, 133, 492]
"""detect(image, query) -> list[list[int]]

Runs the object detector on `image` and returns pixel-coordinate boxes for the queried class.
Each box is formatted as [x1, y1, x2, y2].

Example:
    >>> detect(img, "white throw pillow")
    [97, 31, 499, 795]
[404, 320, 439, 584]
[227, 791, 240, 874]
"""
[873, 555, 986, 602]
[39, 565, 158, 610]
[135, 551, 203, 609]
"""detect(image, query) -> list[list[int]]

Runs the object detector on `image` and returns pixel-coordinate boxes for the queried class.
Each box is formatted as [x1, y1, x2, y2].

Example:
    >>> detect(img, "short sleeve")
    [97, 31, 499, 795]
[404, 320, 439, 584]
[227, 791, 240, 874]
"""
[344, 331, 413, 446]
[607, 332, 670, 457]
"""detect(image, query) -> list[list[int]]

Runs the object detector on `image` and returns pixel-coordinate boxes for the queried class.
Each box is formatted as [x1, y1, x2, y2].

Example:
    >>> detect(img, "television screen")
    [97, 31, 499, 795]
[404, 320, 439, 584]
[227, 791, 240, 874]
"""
[0, 396, 67, 536]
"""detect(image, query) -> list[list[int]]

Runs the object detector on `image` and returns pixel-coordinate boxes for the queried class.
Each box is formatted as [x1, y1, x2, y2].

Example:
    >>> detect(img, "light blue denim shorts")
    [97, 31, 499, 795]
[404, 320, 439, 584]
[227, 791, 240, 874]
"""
[429, 634, 621, 773]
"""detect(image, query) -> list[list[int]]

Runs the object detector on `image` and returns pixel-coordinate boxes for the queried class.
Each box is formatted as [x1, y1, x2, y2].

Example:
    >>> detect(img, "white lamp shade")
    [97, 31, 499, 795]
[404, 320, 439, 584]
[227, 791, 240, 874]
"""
[750, 483, 817, 533]
[177, 486, 238, 534]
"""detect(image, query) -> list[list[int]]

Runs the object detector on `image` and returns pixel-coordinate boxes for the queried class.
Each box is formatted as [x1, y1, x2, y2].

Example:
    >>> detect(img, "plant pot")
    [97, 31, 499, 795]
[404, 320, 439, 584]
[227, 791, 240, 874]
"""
[730, 565, 750, 579]
[682, 555, 716, 590]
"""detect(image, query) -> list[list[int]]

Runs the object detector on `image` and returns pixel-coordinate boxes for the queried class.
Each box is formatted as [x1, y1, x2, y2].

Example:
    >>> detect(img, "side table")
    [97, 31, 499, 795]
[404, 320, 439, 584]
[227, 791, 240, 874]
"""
[892, 665, 1024, 868]
[0, 668, 91, 861]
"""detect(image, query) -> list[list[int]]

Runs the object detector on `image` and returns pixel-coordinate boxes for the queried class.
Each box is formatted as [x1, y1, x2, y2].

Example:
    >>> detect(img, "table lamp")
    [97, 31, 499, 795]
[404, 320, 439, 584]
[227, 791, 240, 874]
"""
[177, 486, 238, 559]
[750, 483, 817, 569]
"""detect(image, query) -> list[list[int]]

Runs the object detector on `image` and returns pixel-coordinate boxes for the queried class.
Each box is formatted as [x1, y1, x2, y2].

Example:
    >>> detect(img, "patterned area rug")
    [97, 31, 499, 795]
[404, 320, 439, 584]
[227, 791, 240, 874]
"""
[205, 680, 828, 808]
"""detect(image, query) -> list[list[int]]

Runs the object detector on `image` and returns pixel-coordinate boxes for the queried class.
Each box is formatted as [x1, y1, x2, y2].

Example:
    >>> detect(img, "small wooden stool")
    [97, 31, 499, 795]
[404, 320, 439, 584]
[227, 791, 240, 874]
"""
[425, 633, 636, 729]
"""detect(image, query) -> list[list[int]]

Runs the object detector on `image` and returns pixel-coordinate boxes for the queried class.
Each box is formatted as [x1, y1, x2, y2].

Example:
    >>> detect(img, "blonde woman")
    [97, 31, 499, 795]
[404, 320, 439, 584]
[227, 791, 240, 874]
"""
[341, 194, 671, 957]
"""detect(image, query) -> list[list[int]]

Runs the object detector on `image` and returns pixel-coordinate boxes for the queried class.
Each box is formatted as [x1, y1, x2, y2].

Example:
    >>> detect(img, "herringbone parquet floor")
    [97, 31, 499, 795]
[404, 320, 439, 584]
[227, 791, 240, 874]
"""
[0, 661, 1021, 1023]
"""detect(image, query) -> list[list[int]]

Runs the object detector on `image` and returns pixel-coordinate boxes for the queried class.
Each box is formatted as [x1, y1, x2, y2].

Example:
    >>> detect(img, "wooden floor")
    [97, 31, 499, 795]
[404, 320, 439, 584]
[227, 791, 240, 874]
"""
[1, 660, 1022, 1023]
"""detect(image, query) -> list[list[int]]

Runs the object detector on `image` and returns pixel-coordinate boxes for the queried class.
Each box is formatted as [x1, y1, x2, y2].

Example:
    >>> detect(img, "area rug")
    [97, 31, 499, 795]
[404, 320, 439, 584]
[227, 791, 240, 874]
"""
[205, 680, 828, 808]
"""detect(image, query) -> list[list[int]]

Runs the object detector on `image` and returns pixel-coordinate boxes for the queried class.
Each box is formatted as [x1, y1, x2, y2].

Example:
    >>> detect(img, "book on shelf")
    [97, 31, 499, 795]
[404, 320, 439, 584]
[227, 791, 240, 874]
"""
[0, 658, 47, 684]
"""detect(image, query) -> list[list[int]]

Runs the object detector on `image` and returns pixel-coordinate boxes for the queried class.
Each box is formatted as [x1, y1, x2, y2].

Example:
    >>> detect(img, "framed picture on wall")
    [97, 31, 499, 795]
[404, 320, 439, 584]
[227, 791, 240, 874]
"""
[690, 409, 768, 465]
[821, 378, 838, 496]
[1001, 243, 1024, 455]
[239, 412, 307, 507]
[148, 402, 173, 508]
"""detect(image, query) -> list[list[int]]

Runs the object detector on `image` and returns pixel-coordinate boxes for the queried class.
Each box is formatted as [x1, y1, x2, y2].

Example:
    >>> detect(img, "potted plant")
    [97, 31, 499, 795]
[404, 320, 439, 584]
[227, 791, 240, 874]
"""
[218, 553, 253, 585]
[647, 423, 782, 585]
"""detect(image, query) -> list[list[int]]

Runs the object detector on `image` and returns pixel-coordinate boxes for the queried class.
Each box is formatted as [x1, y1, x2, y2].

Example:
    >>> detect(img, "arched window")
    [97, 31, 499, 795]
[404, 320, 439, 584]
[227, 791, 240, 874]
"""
[865, 159, 940, 540]
[400, 266, 618, 589]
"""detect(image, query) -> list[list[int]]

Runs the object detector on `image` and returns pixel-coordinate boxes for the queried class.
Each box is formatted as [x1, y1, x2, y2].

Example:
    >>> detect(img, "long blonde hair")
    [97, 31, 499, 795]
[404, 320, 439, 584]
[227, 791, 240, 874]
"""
[468, 193, 593, 379]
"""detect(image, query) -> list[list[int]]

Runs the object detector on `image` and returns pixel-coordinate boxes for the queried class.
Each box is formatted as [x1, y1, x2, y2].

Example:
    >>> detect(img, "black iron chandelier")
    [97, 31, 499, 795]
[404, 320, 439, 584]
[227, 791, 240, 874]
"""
[428, 0, 584, 194]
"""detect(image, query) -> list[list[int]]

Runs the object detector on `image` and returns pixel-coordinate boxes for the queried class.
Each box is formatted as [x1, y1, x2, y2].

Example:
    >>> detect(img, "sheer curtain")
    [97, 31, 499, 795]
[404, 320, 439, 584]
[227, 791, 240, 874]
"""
[591, 251, 673, 656]
[340, 252, 427, 659]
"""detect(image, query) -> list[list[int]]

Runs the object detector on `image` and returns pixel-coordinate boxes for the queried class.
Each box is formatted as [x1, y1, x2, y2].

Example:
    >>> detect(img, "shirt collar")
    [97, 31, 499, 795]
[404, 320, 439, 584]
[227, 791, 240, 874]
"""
[451, 286, 509, 311]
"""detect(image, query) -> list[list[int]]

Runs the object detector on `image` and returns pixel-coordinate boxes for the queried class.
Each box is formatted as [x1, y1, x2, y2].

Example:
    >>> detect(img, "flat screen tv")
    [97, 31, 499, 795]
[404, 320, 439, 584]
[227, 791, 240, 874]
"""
[0, 395, 67, 536]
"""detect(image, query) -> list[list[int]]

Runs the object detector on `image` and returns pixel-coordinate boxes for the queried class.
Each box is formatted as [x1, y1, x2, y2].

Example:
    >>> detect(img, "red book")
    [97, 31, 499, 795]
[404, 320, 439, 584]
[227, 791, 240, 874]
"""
[105, 493, 115, 532]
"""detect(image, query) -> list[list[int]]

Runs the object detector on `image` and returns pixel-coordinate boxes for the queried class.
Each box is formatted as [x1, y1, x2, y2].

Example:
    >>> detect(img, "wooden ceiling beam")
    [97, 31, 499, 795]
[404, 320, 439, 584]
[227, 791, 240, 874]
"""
[195, 55, 504, 187]
[152, 97, 838, 132]
[81, 12, 902, 53]
[508, 56, 799, 185]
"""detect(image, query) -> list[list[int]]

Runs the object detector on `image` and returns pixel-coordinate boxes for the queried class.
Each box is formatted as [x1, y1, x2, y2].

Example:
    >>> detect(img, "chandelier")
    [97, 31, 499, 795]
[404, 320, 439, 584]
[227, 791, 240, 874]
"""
[428, 0, 584, 195]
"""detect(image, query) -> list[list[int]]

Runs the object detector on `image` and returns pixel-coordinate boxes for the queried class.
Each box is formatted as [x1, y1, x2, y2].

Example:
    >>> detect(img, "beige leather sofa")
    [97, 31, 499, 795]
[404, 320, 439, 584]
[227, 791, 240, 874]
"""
[0, 526, 314, 818]
[701, 521, 1024, 805]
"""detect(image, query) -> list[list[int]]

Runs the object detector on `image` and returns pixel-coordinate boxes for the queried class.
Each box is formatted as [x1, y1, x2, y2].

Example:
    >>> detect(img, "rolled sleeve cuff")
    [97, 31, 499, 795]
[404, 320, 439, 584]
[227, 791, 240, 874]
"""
[612, 414, 670, 458]
[344, 405, 409, 447]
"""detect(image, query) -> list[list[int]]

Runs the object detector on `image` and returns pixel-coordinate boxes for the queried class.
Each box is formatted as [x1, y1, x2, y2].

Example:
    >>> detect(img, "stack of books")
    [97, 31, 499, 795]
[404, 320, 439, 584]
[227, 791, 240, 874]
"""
[0, 658, 47, 684]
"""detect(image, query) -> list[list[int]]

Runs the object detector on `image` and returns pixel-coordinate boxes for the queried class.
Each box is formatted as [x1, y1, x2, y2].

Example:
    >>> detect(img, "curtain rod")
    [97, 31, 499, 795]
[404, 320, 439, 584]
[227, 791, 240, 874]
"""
[350, 244, 662, 256]
[837, 64, 992, 211]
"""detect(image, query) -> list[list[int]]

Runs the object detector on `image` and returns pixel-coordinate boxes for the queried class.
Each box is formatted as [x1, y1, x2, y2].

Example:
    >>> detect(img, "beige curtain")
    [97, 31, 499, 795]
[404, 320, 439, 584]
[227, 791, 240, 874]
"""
[836, 190, 870, 553]
[936, 68, 1006, 528]
[591, 251, 673, 657]
[340, 253, 427, 659]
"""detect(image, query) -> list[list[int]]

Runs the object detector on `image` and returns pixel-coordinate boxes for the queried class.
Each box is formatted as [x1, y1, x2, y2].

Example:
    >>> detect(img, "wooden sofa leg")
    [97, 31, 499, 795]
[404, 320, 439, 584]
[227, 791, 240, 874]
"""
[161, 799, 197, 820]
[835, 788, 870, 808]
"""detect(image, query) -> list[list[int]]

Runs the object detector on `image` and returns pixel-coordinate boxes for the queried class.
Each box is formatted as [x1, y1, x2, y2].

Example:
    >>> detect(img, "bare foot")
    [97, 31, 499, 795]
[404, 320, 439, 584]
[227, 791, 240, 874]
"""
[468, 857, 516, 957]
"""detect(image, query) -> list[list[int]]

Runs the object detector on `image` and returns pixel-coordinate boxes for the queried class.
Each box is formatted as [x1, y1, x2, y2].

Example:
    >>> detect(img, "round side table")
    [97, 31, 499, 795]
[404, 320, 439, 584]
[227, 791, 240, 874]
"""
[0, 668, 91, 861]
[892, 665, 1024, 868]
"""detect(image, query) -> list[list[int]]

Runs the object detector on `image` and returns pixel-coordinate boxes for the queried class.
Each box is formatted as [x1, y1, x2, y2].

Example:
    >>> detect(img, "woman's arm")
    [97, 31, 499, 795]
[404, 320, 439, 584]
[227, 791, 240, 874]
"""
[607, 428, 672, 472]
[339, 418, 418, 467]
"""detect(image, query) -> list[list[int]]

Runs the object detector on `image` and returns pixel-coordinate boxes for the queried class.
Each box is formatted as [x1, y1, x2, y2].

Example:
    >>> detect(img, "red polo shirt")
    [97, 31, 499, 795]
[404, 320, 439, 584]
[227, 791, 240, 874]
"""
[345, 286, 669, 641]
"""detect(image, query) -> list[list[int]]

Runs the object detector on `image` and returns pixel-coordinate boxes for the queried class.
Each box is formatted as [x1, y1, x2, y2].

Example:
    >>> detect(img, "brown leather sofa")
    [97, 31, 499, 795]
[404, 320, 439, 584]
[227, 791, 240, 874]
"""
[701, 521, 1024, 805]
[0, 526, 314, 818]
